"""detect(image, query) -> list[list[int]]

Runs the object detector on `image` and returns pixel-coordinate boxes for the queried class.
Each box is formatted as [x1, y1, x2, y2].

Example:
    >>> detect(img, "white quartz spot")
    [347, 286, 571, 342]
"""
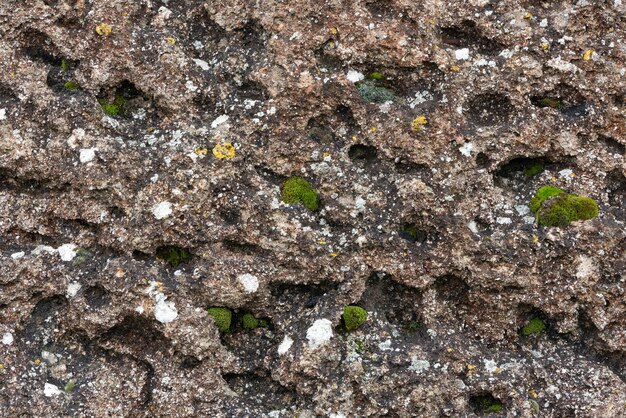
[455, 48, 470, 60]
[57, 244, 77, 262]
[306, 319, 333, 349]
[11, 251, 25, 259]
[211, 114, 229, 128]
[2, 332, 14, 345]
[154, 295, 178, 323]
[459, 142, 474, 157]
[238, 273, 259, 293]
[193, 59, 210, 71]
[346, 70, 364, 83]
[79, 148, 97, 164]
[66, 282, 82, 298]
[152, 201, 173, 219]
[277, 335, 294, 355]
[0, 108, 6, 120]
[44, 383, 62, 397]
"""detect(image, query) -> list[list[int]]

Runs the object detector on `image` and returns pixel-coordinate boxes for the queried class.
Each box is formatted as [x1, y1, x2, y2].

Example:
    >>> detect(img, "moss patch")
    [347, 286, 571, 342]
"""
[242, 313, 267, 330]
[99, 94, 126, 117]
[64, 81, 80, 91]
[522, 317, 546, 336]
[472, 394, 504, 414]
[534, 97, 563, 110]
[343, 305, 368, 331]
[208, 307, 232, 332]
[281, 177, 319, 211]
[155, 246, 190, 267]
[529, 186, 598, 227]
[523, 161, 544, 177]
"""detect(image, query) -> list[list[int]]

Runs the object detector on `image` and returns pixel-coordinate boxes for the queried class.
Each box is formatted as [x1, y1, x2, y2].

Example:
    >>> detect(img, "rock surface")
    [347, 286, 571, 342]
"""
[0, 0, 625, 417]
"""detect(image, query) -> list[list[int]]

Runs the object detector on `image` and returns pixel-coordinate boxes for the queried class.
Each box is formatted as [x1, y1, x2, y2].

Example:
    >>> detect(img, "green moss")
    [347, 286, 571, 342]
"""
[281, 177, 319, 211]
[64, 81, 80, 91]
[529, 186, 598, 227]
[536, 97, 563, 110]
[343, 305, 368, 331]
[155, 246, 190, 267]
[61, 59, 70, 72]
[99, 94, 126, 117]
[242, 313, 267, 330]
[484, 403, 504, 413]
[522, 317, 546, 336]
[401, 224, 418, 241]
[207, 307, 232, 332]
[355, 339, 364, 354]
[369, 71, 384, 80]
[523, 161, 544, 177]
[356, 80, 396, 103]
[64, 379, 76, 392]
[405, 320, 422, 332]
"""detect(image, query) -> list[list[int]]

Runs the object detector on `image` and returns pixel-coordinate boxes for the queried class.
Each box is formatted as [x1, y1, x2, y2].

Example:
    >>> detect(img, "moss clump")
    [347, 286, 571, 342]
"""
[355, 339, 364, 354]
[207, 307, 232, 332]
[356, 80, 396, 103]
[535, 97, 563, 110]
[522, 317, 546, 336]
[281, 177, 319, 211]
[99, 95, 126, 117]
[529, 186, 599, 227]
[400, 224, 419, 242]
[64, 379, 76, 392]
[242, 313, 267, 330]
[61, 59, 70, 72]
[343, 305, 368, 331]
[405, 320, 422, 332]
[369, 71, 384, 80]
[523, 161, 544, 177]
[64, 81, 80, 91]
[155, 246, 190, 267]
[473, 395, 504, 414]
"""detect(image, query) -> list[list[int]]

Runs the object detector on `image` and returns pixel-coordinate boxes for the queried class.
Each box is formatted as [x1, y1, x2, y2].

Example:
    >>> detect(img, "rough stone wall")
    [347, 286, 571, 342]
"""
[0, 0, 625, 417]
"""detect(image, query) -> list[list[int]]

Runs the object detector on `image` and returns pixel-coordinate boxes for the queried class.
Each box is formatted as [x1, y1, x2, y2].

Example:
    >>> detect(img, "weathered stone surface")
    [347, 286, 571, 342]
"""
[0, 0, 625, 416]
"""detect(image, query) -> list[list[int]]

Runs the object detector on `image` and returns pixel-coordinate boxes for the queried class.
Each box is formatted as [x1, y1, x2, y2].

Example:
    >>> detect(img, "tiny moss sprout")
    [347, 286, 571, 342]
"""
[343, 305, 368, 331]
[207, 307, 232, 332]
[523, 161, 544, 177]
[242, 313, 267, 330]
[155, 246, 190, 267]
[281, 177, 319, 211]
[64, 81, 80, 91]
[99, 94, 126, 117]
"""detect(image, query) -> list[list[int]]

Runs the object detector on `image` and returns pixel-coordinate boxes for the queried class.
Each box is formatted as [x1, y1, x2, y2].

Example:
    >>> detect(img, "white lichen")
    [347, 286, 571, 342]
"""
[237, 273, 259, 293]
[57, 244, 77, 262]
[277, 335, 294, 355]
[152, 201, 173, 220]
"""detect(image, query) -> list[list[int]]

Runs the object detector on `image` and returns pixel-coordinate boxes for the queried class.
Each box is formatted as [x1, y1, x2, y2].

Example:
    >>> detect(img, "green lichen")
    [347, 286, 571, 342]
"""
[343, 305, 368, 331]
[207, 307, 232, 333]
[529, 186, 599, 227]
[281, 177, 319, 211]
[522, 317, 546, 336]
[242, 313, 267, 330]
[356, 80, 396, 103]
[64, 81, 80, 91]
[155, 246, 190, 267]
[73, 248, 92, 265]
[523, 161, 544, 177]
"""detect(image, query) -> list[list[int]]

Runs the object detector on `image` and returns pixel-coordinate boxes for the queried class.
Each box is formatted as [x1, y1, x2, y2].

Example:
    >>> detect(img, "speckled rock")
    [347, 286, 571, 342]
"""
[0, 0, 625, 417]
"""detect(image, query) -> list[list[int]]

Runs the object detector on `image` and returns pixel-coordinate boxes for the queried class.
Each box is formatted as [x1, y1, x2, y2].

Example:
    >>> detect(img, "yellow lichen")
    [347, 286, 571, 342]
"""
[195, 147, 208, 156]
[165, 37, 176, 45]
[524, 12, 532, 19]
[467, 363, 477, 376]
[583, 49, 594, 60]
[450, 65, 461, 72]
[411, 115, 428, 132]
[369, 127, 377, 133]
[541, 42, 550, 50]
[529, 389, 539, 398]
[95, 23, 112, 36]
[329, 27, 338, 35]
[212, 143, 236, 160]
